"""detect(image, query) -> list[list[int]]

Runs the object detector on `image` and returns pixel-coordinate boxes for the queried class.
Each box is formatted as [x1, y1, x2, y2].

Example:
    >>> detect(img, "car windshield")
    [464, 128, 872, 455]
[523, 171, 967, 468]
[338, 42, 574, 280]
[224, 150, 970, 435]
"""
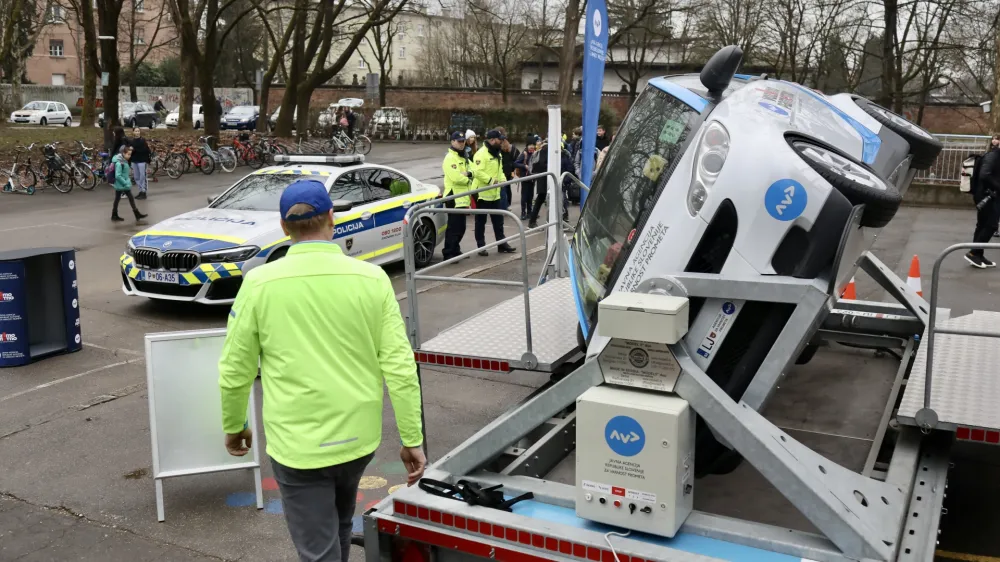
[211, 174, 324, 212]
[122, 103, 136, 113]
[22, 102, 48, 111]
[229, 107, 254, 116]
[571, 86, 699, 333]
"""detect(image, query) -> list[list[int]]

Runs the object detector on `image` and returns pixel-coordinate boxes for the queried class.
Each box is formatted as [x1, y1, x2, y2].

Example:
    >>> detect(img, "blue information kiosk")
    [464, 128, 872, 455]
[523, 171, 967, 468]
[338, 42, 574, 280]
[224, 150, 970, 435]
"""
[0, 248, 82, 368]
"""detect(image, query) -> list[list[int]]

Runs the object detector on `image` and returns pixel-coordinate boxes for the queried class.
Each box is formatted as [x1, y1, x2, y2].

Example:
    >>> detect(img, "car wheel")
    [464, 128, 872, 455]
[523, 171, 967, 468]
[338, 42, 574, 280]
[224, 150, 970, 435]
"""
[791, 139, 901, 228]
[412, 218, 437, 268]
[40, 117, 47, 126]
[853, 97, 942, 170]
[195, 121, 201, 129]
[64, 117, 72, 127]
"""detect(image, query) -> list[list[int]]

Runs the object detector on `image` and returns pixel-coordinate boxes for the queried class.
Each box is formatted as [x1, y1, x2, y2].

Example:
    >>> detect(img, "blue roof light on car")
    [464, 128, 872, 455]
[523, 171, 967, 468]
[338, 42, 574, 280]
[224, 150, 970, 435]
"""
[648, 78, 709, 113]
[783, 81, 881, 164]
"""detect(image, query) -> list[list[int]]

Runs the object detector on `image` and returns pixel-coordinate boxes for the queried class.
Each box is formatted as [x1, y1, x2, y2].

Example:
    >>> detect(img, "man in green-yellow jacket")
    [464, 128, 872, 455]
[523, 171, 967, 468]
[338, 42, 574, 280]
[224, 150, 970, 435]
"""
[218, 179, 425, 562]
[442, 131, 473, 260]
[472, 129, 516, 257]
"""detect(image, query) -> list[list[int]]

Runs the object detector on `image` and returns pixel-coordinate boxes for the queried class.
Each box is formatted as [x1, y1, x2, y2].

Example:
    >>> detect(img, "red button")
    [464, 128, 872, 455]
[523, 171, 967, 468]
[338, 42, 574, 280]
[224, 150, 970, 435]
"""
[613, 500, 621, 508]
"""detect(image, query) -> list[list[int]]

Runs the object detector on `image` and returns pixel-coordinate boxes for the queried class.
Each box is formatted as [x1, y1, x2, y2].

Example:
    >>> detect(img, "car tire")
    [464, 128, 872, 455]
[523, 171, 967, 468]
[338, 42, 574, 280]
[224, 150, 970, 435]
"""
[795, 342, 819, 365]
[195, 121, 201, 129]
[853, 97, 942, 170]
[412, 218, 437, 268]
[791, 138, 901, 228]
[64, 118, 72, 127]
[40, 117, 47, 126]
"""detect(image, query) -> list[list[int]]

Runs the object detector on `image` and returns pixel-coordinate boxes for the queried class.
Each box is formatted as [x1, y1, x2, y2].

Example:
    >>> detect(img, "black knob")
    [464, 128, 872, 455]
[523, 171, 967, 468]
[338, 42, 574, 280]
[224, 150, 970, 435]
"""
[628, 503, 636, 514]
[599, 497, 606, 504]
[640, 506, 653, 514]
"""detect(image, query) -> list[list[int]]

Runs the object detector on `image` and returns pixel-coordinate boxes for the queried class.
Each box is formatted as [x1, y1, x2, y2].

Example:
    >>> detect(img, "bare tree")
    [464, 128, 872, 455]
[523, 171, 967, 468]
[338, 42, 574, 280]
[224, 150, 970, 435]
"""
[1, 0, 53, 109]
[362, 11, 401, 106]
[608, 0, 677, 101]
[465, 0, 531, 101]
[121, 0, 174, 101]
[696, 0, 765, 62]
[255, 1, 297, 132]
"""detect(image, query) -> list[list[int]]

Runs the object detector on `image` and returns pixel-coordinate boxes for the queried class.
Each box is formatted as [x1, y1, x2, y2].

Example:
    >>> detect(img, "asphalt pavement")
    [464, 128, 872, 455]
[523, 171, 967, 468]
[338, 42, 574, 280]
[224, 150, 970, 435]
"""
[1, 144, 999, 561]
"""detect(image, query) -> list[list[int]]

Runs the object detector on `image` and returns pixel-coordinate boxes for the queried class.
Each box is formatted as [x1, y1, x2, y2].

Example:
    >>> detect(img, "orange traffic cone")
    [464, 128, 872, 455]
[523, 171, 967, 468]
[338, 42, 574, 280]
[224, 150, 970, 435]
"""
[841, 276, 857, 299]
[906, 255, 922, 297]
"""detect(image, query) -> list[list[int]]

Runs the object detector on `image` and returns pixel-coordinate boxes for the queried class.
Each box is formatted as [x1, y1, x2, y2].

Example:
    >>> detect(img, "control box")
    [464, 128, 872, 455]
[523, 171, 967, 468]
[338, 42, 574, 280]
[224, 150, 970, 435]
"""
[576, 385, 694, 537]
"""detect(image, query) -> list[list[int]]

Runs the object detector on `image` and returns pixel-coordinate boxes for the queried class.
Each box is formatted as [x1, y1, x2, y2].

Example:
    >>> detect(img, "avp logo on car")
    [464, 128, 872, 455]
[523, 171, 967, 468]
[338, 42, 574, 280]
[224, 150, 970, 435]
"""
[764, 179, 807, 221]
[0, 332, 18, 342]
[1, 292, 13, 302]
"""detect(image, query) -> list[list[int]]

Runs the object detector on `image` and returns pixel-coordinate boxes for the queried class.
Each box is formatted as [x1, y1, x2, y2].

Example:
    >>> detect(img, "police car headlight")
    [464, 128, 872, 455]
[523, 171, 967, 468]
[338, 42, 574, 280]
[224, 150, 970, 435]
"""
[125, 239, 136, 257]
[200, 245, 260, 263]
[687, 121, 730, 217]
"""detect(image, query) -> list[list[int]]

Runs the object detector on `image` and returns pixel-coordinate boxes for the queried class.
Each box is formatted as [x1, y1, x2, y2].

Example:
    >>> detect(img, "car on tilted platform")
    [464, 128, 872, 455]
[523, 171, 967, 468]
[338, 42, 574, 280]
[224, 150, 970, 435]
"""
[571, 46, 943, 475]
[119, 154, 446, 305]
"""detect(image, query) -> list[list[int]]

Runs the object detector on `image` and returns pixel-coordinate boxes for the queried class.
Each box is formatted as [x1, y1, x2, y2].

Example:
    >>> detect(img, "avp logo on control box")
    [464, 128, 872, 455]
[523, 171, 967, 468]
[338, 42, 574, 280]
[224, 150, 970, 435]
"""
[0, 332, 18, 342]
[605, 415, 645, 457]
[1, 292, 13, 302]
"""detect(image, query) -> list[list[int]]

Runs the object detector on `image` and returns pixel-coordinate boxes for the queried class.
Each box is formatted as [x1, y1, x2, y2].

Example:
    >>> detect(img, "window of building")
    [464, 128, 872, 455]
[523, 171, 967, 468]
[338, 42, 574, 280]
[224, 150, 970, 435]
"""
[417, 24, 424, 36]
[49, 40, 64, 57]
[358, 58, 366, 69]
[135, 0, 145, 12]
[399, 47, 406, 59]
[47, 5, 63, 23]
[51, 74, 66, 86]
[134, 27, 146, 45]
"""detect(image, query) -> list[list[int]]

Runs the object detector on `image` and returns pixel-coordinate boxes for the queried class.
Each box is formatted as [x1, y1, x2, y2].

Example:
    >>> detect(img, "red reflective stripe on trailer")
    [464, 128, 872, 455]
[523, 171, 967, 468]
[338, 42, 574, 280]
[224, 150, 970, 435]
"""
[406, 503, 417, 517]
[463, 357, 473, 368]
[532, 534, 545, 548]
[456, 516, 467, 530]
[480, 522, 493, 536]
[443, 513, 454, 526]
[972, 428, 986, 441]
[430, 510, 442, 523]
[468, 519, 480, 533]
[956, 426, 970, 440]
[506, 528, 518, 542]
[493, 525, 506, 539]
[518, 531, 531, 545]
[559, 540, 573, 555]
[572, 543, 585, 557]
[491, 360, 501, 371]
[417, 508, 430, 520]
[445, 355, 455, 366]
[544, 537, 558, 551]
[987, 431, 1000, 444]
[501, 361, 510, 371]
[473, 359, 482, 369]
[587, 546, 602, 560]
[380, 518, 558, 562]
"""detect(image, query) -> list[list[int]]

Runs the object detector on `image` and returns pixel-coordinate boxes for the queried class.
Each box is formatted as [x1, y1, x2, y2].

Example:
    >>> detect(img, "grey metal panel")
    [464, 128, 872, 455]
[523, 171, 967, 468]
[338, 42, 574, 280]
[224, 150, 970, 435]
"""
[895, 434, 951, 562]
[419, 277, 579, 372]
[898, 311, 1000, 430]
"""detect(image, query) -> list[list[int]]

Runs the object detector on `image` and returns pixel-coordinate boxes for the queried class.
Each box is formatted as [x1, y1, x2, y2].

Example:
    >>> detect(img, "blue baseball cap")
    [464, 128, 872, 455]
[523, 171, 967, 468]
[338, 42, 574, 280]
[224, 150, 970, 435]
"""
[450, 131, 466, 141]
[279, 179, 333, 222]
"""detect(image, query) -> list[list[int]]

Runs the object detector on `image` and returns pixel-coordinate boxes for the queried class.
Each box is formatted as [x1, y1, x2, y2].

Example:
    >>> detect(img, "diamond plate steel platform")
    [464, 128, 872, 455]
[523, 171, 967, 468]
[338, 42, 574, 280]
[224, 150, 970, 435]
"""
[419, 277, 580, 372]
[898, 310, 1000, 430]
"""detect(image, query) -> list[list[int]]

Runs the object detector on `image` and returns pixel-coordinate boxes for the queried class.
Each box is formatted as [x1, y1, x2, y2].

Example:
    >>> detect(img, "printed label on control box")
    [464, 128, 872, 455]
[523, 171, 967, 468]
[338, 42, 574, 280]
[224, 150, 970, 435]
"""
[581, 479, 656, 503]
[696, 301, 738, 359]
[599, 339, 681, 392]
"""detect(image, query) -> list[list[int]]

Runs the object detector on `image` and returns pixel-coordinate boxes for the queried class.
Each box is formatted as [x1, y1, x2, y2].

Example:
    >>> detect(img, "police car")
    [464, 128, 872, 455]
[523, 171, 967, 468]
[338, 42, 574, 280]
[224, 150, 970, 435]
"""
[572, 46, 942, 475]
[120, 154, 446, 305]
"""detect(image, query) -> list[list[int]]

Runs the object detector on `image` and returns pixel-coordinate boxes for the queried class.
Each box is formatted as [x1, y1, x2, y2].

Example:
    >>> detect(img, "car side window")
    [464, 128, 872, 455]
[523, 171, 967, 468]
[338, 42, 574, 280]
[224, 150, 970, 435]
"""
[47, 103, 56, 112]
[328, 173, 367, 204]
[364, 168, 410, 201]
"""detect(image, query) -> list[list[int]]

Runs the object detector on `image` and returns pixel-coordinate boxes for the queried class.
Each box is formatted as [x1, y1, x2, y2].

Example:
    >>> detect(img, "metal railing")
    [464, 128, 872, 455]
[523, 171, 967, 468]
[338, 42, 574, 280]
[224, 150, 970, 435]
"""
[913, 134, 992, 186]
[401, 172, 564, 362]
[919, 242, 1000, 430]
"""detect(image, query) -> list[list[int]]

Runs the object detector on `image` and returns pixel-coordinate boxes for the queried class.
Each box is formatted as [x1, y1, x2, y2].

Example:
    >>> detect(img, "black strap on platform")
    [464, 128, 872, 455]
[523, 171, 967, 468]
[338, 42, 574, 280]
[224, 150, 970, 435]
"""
[418, 478, 534, 512]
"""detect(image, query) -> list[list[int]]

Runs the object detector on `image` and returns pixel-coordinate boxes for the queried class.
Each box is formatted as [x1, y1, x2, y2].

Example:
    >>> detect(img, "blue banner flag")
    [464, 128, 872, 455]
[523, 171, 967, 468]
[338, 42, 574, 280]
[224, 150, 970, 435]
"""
[579, 0, 608, 206]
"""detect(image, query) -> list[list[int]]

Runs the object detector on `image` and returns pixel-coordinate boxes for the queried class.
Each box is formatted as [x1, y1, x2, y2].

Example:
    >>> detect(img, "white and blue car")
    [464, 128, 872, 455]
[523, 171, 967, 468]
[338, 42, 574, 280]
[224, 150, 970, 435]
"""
[571, 46, 942, 476]
[120, 154, 446, 305]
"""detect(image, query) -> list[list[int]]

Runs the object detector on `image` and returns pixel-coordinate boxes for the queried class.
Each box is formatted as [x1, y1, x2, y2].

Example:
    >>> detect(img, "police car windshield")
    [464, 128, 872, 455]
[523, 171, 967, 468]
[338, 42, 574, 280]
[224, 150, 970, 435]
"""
[211, 174, 324, 212]
[571, 87, 699, 332]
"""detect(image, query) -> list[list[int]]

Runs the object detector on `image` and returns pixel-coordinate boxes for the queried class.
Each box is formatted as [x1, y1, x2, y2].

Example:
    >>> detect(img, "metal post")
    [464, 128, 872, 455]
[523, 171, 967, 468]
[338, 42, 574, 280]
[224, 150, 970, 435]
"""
[546, 105, 565, 278]
[403, 216, 420, 348]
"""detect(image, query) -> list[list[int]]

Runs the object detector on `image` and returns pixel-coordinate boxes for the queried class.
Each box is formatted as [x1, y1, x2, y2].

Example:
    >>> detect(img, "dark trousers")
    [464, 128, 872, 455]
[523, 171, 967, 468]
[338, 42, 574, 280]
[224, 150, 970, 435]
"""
[112, 189, 140, 218]
[528, 181, 568, 223]
[475, 199, 506, 247]
[442, 210, 468, 259]
[271, 453, 374, 562]
[501, 185, 512, 209]
[520, 181, 534, 217]
[971, 194, 1000, 257]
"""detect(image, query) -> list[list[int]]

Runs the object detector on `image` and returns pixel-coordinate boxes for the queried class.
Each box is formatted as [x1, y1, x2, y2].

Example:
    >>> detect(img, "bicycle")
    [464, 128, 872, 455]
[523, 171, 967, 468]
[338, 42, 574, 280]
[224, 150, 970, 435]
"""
[1, 146, 38, 195]
[39, 143, 74, 193]
[320, 130, 372, 156]
[165, 142, 216, 178]
[61, 142, 97, 191]
[200, 136, 236, 173]
[256, 135, 289, 165]
[231, 134, 264, 169]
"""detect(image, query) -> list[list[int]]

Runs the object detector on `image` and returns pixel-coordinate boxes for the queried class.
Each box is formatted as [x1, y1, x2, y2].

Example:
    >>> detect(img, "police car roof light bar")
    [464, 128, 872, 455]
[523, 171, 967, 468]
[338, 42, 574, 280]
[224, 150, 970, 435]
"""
[273, 154, 365, 165]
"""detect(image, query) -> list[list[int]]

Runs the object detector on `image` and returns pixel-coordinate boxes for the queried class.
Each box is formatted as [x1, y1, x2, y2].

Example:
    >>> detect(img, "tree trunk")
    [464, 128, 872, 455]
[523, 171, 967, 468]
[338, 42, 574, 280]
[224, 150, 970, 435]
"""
[80, 0, 99, 127]
[257, 81, 273, 133]
[557, 0, 582, 106]
[129, 82, 138, 102]
[379, 69, 387, 106]
[878, 0, 896, 108]
[201, 56, 220, 138]
[178, 31, 195, 129]
[295, 86, 311, 136]
[98, 5, 122, 151]
[275, 7, 306, 137]
[993, 19, 1000, 133]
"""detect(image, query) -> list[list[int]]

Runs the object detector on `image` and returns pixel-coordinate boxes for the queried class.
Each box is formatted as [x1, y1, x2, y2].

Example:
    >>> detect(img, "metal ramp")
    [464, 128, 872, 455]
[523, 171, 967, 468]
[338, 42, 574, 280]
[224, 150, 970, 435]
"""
[898, 310, 1000, 432]
[418, 277, 580, 372]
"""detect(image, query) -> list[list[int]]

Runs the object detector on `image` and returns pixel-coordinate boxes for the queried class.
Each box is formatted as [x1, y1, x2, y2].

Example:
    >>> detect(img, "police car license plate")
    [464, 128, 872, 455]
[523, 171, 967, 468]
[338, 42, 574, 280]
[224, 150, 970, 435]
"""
[144, 271, 178, 284]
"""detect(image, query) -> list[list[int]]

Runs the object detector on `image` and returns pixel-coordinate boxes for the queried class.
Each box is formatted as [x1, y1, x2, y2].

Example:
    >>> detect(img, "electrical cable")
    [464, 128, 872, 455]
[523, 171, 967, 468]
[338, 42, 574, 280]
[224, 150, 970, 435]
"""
[604, 530, 631, 562]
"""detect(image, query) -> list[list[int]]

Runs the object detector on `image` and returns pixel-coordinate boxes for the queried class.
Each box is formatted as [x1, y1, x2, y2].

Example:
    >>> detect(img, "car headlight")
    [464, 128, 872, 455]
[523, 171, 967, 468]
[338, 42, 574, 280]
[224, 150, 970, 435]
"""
[200, 245, 260, 263]
[687, 121, 731, 217]
[125, 239, 136, 257]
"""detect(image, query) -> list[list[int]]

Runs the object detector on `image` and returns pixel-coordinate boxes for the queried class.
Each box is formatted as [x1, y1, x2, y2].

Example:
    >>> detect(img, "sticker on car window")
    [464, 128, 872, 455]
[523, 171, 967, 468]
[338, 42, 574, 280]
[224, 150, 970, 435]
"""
[658, 120, 684, 144]
[643, 155, 666, 181]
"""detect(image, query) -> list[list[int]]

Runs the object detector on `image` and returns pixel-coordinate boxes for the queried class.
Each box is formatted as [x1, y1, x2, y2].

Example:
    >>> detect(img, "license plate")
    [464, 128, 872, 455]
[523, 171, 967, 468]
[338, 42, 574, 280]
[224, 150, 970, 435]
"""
[14, 119, 27, 123]
[143, 271, 179, 284]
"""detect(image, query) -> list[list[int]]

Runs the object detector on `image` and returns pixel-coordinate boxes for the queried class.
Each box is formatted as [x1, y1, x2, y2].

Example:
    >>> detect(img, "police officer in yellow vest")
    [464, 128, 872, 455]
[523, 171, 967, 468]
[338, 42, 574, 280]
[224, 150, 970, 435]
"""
[442, 131, 473, 260]
[218, 179, 426, 562]
[472, 129, 517, 256]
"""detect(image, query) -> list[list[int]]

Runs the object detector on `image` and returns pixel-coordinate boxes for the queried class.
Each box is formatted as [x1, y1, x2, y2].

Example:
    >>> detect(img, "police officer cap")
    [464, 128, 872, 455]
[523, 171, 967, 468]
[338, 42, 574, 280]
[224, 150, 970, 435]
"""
[280, 179, 333, 222]
[450, 131, 466, 141]
[485, 129, 505, 140]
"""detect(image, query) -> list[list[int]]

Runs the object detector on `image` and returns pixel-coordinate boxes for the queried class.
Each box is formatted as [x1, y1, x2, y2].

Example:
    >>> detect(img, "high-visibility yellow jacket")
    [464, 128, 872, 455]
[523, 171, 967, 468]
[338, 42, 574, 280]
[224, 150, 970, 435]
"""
[442, 148, 473, 208]
[218, 241, 423, 470]
[471, 145, 503, 202]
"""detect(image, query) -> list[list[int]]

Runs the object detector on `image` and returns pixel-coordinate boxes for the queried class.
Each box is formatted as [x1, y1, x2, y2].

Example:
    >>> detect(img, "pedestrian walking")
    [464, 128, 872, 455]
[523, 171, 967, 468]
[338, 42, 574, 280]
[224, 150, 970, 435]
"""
[496, 126, 519, 211]
[513, 140, 537, 220]
[526, 140, 574, 227]
[130, 127, 151, 199]
[111, 126, 130, 159]
[110, 145, 147, 223]
[346, 108, 357, 139]
[218, 179, 426, 562]
[966, 134, 1000, 268]
[442, 132, 473, 260]
[472, 130, 516, 256]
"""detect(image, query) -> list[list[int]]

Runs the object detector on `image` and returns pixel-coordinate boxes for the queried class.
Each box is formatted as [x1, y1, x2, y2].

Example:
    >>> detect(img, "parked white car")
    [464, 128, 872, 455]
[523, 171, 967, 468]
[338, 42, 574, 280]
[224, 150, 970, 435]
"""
[9, 101, 72, 126]
[165, 104, 205, 129]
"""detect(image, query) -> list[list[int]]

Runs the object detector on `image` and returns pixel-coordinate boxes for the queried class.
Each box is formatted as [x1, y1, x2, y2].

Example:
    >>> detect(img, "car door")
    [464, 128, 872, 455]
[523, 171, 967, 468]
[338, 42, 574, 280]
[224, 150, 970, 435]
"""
[57, 103, 70, 122]
[362, 167, 420, 263]
[141, 103, 156, 127]
[328, 171, 379, 259]
[46, 102, 58, 124]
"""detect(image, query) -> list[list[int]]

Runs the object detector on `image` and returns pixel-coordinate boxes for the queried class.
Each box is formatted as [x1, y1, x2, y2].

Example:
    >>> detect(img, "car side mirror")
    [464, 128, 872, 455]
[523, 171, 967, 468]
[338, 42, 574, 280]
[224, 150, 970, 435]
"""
[207, 194, 218, 205]
[332, 199, 353, 212]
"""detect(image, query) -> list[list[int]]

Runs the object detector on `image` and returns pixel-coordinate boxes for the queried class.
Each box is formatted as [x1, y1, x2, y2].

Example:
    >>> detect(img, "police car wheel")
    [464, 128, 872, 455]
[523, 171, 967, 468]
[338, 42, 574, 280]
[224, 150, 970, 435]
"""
[853, 97, 942, 170]
[791, 139, 901, 228]
[412, 218, 436, 268]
